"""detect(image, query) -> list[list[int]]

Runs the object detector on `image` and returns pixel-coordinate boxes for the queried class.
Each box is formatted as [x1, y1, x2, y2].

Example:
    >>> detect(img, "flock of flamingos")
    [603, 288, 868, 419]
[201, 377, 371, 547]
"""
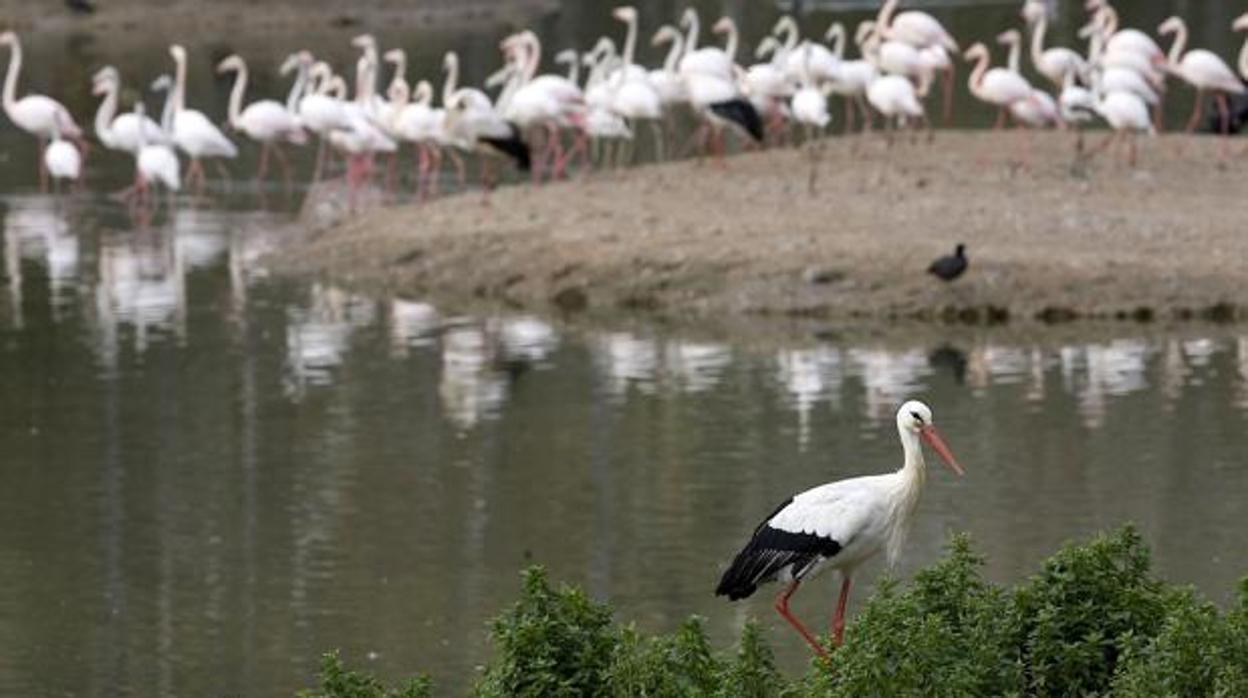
[5, 0, 1248, 209]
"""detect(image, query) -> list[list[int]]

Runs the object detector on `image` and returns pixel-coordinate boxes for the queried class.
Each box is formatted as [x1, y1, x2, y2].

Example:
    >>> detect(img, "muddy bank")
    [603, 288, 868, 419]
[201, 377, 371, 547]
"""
[268, 131, 1248, 330]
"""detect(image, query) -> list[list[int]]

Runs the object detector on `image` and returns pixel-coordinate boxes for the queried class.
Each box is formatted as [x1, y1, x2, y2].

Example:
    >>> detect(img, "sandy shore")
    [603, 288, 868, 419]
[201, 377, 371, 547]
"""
[269, 131, 1248, 330]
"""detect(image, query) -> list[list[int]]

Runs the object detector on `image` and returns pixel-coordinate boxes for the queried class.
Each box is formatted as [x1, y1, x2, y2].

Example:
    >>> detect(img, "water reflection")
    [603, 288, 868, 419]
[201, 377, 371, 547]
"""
[3, 195, 1248, 695]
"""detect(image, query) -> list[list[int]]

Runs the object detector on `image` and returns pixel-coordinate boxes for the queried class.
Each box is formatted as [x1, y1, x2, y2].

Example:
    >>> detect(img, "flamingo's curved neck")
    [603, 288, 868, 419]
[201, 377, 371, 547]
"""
[721, 19, 738, 61]
[1100, 8, 1119, 39]
[778, 17, 799, 54]
[1164, 21, 1187, 67]
[225, 63, 247, 129]
[827, 23, 846, 60]
[442, 53, 459, 106]
[661, 34, 683, 74]
[1029, 14, 1048, 72]
[683, 13, 700, 56]
[414, 81, 433, 106]
[876, 0, 898, 33]
[621, 15, 637, 68]
[1239, 35, 1248, 83]
[286, 62, 309, 113]
[525, 35, 541, 82]
[1004, 36, 1021, 73]
[355, 57, 373, 102]
[172, 52, 187, 113]
[2, 37, 21, 115]
[93, 81, 118, 145]
[966, 51, 989, 97]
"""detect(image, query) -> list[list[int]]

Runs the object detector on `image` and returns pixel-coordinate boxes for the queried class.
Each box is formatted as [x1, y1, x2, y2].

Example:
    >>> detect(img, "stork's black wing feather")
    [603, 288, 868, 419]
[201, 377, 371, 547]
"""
[709, 98, 764, 143]
[481, 125, 531, 172]
[715, 497, 842, 601]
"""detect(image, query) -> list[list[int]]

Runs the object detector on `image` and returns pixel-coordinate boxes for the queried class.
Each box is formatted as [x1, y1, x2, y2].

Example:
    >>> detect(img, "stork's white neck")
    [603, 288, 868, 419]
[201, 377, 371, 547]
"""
[887, 424, 927, 565]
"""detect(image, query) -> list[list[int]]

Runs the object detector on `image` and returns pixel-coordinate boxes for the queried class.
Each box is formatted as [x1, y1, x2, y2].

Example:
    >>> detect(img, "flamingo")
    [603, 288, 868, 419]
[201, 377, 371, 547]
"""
[1157, 16, 1245, 136]
[297, 60, 353, 182]
[963, 42, 1033, 128]
[1059, 69, 1098, 152]
[678, 9, 734, 81]
[825, 22, 878, 133]
[0, 31, 86, 190]
[876, 0, 958, 121]
[1090, 87, 1154, 167]
[1234, 14, 1248, 85]
[997, 30, 1061, 129]
[716, 401, 964, 656]
[90, 67, 165, 155]
[499, 30, 587, 181]
[44, 114, 81, 191]
[648, 25, 687, 108]
[1021, 0, 1088, 89]
[791, 44, 831, 193]
[866, 72, 930, 142]
[610, 6, 665, 161]
[126, 101, 180, 212]
[216, 54, 307, 188]
[168, 45, 238, 194]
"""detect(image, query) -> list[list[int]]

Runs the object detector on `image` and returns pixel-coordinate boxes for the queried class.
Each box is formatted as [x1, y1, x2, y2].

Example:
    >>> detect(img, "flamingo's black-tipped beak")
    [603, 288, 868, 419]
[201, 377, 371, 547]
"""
[921, 425, 964, 476]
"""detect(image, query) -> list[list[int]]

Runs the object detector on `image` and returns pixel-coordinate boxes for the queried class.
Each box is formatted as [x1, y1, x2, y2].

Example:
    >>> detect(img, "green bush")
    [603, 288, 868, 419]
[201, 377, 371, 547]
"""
[474, 566, 619, 697]
[1012, 526, 1172, 696]
[807, 534, 1024, 697]
[296, 651, 431, 698]
[299, 528, 1248, 697]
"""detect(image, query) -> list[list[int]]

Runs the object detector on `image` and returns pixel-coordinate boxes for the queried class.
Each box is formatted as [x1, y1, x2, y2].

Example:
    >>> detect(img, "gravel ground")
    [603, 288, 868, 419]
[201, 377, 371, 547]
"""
[268, 130, 1248, 331]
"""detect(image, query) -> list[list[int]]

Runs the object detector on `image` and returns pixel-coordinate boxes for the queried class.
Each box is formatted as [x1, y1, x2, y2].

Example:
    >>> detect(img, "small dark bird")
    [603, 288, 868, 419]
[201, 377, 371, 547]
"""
[927, 244, 968, 282]
[65, 0, 96, 14]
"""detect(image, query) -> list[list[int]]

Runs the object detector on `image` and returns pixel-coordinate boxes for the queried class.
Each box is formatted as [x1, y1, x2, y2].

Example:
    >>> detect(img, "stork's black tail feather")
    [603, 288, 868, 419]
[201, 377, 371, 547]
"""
[482, 125, 531, 172]
[710, 98, 764, 143]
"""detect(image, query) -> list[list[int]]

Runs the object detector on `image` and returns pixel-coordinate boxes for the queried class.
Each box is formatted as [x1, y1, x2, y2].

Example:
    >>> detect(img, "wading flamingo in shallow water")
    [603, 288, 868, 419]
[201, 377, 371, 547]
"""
[169, 45, 238, 194]
[216, 54, 307, 188]
[716, 400, 964, 657]
[0, 31, 86, 189]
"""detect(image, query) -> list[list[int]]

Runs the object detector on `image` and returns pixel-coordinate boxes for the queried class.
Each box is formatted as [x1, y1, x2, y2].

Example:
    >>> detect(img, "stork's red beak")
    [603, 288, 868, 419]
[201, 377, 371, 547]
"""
[920, 425, 964, 476]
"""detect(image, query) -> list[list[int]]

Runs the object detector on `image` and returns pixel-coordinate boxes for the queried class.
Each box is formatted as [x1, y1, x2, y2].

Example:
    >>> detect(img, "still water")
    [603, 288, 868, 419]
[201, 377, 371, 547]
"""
[3, 1, 1248, 694]
[1, 193, 1247, 695]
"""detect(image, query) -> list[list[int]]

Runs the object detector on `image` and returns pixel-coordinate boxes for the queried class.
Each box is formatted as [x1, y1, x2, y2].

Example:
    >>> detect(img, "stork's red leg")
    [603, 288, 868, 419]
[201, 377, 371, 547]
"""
[831, 577, 852, 646]
[774, 581, 827, 659]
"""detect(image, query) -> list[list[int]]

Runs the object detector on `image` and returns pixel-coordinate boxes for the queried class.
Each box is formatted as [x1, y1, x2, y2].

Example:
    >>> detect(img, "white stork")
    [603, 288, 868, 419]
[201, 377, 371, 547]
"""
[715, 400, 964, 657]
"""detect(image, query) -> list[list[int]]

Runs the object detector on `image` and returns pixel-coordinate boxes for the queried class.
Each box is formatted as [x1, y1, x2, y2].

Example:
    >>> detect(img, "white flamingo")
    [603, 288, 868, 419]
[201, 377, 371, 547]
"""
[1021, 0, 1088, 89]
[168, 45, 238, 193]
[297, 60, 352, 182]
[997, 30, 1060, 129]
[610, 6, 664, 160]
[90, 67, 165, 155]
[648, 25, 687, 108]
[44, 114, 81, 190]
[963, 42, 1033, 128]
[217, 54, 307, 187]
[1157, 15, 1245, 135]
[0, 31, 86, 189]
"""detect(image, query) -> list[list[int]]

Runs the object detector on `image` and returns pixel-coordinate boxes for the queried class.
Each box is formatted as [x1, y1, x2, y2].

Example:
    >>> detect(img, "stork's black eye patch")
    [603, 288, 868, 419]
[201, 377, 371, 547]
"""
[910, 411, 924, 423]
